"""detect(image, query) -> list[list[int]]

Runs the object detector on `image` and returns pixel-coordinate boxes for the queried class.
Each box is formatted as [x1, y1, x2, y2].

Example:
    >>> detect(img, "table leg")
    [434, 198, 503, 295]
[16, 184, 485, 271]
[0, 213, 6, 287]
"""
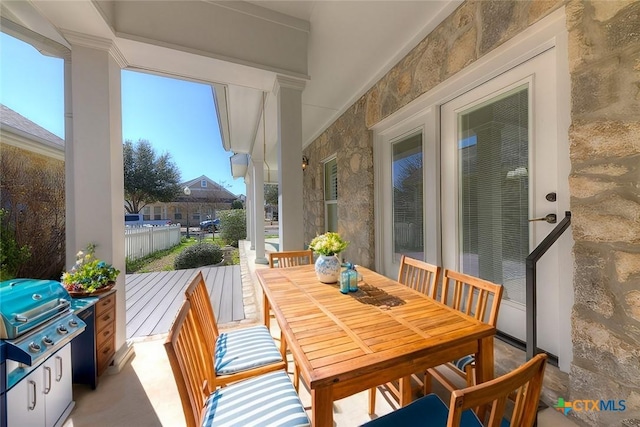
[311, 386, 333, 427]
[399, 375, 413, 407]
[475, 335, 494, 384]
[263, 292, 270, 328]
[475, 336, 494, 421]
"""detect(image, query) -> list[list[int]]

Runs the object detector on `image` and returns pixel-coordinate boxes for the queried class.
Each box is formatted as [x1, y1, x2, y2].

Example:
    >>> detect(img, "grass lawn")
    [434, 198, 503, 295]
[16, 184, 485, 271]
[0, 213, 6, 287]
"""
[126, 236, 236, 274]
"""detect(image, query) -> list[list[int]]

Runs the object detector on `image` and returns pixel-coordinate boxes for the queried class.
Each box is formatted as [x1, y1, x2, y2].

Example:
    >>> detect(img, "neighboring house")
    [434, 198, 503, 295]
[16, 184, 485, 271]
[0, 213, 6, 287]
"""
[0, 104, 66, 279]
[142, 175, 241, 227]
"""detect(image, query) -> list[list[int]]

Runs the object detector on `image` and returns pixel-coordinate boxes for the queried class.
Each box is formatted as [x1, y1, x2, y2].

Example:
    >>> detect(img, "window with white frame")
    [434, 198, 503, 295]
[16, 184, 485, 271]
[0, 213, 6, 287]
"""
[324, 157, 338, 232]
[201, 179, 207, 187]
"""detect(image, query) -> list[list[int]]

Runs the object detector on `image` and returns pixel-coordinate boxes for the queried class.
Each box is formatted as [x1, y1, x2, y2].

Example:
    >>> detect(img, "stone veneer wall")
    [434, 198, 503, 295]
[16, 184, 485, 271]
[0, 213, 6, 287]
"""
[303, 0, 562, 267]
[567, 1, 640, 426]
[303, 0, 640, 425]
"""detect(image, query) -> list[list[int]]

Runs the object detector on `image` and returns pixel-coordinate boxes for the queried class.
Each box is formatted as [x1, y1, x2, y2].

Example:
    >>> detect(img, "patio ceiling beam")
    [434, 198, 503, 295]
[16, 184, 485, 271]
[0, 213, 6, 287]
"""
[108, 1, 309, 80]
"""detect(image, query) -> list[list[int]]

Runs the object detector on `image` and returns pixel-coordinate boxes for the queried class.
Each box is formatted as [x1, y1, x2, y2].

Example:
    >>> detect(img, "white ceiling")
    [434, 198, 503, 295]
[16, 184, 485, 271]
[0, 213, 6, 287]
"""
[3, 0, 459, 176]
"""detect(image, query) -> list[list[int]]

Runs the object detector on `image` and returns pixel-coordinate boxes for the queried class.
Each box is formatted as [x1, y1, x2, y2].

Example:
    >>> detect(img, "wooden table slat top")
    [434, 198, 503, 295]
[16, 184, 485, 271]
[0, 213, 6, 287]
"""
[256, 264, 496, 427]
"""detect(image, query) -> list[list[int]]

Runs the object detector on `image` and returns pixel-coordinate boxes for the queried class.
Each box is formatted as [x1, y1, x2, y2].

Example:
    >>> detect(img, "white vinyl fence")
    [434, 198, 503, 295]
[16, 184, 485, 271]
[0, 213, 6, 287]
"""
[125, 225, 182, 260]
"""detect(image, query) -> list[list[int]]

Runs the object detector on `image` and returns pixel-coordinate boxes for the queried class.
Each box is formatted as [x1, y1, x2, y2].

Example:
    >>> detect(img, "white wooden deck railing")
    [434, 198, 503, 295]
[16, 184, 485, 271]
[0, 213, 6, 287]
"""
[125, 225, 182, 260]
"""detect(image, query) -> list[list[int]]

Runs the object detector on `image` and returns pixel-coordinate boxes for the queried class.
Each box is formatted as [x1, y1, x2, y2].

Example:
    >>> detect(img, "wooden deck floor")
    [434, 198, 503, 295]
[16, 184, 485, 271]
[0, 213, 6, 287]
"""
[125, 266, 244, 340]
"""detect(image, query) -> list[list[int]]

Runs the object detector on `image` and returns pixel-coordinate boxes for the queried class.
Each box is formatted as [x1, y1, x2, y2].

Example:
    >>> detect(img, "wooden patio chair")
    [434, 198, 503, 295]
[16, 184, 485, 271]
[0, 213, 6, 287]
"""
[268, 249, 314, 390]
[268, 249, 314, 269]
[424, 269, 504, 396]
[165, 300, 310, 427]
[369, 255, 441, 414]
[363, 353, 548, 427]
[184, 272, 286, 387]
[397, 255, 442, 299]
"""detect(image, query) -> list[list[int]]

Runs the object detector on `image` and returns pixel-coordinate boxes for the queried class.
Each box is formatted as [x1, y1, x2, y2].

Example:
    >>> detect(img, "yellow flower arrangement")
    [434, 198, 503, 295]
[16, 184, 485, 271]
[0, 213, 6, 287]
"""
[309, 232, 349, 256]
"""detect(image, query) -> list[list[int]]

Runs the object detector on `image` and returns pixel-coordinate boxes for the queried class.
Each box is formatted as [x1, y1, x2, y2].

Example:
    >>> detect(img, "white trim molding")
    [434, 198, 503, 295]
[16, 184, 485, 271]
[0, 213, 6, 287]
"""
[61, 29, 128, 68]
[1, 127, 65, 161]
[273, 74, 307, 96]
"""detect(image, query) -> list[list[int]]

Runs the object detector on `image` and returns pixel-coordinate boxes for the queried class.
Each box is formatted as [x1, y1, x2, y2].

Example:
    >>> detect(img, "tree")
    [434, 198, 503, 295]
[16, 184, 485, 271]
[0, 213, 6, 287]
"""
[231, 200, 243, 209]
[219, 209, 246, 247]
[264, 184, 278, 206]
[124, 139, 181, 213]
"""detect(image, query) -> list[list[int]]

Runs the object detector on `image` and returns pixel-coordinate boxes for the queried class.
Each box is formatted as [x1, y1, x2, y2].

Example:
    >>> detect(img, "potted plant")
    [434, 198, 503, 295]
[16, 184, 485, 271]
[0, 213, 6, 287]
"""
[309, 232, 349, 283]
[61, 243, 120, 296]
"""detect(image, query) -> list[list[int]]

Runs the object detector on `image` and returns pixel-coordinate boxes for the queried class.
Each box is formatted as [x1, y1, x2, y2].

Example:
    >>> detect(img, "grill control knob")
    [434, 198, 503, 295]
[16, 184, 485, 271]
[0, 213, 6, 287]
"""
[42, 336, 54, 347]
[28, 342, 42, 353]
[57, 325, 68, 335]
[69, 319, 78, 328]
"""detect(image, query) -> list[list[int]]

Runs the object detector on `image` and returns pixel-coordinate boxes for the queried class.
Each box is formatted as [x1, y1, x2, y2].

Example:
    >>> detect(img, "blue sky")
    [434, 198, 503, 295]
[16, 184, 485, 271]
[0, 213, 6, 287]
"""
[0, 32, 245, 196]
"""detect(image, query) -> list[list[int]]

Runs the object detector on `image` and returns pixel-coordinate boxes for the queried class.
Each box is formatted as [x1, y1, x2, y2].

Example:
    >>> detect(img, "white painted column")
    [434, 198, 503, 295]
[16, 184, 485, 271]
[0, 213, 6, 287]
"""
[63, 55, 76, 268]
[251, 158, 268, 264]
[245, 174, 254, 247]
[65, 34, 133, 369]
[273, 76, 305, 250]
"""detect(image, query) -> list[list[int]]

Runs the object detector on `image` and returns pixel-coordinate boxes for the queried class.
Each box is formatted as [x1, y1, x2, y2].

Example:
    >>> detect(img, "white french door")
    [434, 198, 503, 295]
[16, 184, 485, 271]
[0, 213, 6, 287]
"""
[441, 48, 566, 357]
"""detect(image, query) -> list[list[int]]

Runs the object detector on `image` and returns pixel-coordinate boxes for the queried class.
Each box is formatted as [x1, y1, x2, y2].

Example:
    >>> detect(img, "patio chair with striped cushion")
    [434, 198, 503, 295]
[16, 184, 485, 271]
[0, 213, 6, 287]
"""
[424, 269, 504, 396]
[165, 300, 310, 427]
[185, 271, 286, 387]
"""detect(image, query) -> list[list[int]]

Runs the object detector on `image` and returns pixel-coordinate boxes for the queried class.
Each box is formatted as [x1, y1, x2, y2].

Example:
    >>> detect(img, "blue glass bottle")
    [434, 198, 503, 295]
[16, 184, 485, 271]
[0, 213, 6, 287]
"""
[350, 265, 360, 292]
[340, 262, 355, 294]
[340, 262, 358, 293]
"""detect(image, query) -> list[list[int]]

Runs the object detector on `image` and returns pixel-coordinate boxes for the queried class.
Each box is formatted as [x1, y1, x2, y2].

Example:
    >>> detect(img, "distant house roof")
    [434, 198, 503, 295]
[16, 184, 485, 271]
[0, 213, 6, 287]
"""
[0, 104, 64, 160]
[0, 104, 64, 147]
[180, 175, 239, 202]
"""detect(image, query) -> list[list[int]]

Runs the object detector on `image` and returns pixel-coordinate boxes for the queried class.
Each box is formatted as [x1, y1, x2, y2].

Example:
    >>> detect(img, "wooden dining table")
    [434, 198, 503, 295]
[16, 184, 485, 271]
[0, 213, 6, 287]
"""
[256, 265, 496, 427]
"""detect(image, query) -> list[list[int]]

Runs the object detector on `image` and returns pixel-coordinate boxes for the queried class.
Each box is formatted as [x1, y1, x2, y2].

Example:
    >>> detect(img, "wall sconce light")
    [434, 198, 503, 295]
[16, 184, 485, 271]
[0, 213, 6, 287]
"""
[302, 155, 309, 171]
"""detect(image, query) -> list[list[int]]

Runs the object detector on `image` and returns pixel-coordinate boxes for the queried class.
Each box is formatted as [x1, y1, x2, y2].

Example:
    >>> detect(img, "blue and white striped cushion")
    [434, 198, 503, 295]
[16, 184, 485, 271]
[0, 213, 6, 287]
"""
[453, 354, 475, 372]
[215, 325, 283, 375]
[201, 371, 310, 427]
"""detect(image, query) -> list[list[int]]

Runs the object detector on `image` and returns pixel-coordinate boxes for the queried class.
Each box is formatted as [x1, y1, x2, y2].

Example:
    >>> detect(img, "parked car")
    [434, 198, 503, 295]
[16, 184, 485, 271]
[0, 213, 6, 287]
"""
[125, 213, 172, 227]
[200, 218, 220, 232]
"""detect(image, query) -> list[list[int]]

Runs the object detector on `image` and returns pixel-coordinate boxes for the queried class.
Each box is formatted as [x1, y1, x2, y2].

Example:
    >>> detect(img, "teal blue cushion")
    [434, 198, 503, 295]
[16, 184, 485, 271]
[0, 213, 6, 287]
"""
[215, 325, 283, 375]
[361, 393, 483, 427]
[201, 370, 309, 426]
[453, 354, 475, 372]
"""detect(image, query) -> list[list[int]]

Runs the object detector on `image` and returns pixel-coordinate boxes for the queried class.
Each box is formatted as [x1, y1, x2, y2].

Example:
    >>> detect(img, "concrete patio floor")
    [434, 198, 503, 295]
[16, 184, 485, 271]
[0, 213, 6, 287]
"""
[64, 239, 579, 427]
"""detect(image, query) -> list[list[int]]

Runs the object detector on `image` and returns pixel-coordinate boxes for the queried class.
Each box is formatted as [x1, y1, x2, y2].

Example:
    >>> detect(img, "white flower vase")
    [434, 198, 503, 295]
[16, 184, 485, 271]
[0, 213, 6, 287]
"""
[315, 254, 341, 284]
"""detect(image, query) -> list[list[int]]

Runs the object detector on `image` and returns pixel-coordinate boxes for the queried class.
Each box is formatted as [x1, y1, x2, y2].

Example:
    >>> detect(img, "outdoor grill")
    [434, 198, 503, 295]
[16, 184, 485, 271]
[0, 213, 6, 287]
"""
[0, 278, 86, 427]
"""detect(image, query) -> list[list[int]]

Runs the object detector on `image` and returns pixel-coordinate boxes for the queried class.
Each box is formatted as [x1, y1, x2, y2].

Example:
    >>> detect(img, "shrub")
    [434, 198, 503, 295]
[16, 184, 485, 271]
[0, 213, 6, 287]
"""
[218, 209, 246, 247]
[0, 209, 31, 280]
[1, 146, 65, 279]
[174, 243, 223, 270]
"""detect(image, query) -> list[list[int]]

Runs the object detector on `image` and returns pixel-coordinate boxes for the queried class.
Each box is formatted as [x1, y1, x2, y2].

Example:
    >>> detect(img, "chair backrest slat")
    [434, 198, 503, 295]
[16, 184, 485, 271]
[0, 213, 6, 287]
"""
[397, 255, 441, 299]
[269, 250, 314, 269]
[165, 300, 215, 427]
[442, 269, 503, 326]
[448, 353, 548, 427]
[185, 272, 218, 351]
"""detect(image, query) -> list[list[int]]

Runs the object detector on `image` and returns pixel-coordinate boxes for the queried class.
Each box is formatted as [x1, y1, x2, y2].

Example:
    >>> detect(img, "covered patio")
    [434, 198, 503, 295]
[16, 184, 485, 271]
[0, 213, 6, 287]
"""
[65, 240, 577, 426]
[3, 1, 639, 425]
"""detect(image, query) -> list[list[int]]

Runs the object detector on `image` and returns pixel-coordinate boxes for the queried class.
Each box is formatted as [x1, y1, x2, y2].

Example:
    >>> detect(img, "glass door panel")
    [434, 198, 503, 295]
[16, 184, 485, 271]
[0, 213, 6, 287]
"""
[392, 132, 424, 262]
[458, 86, 529, 304]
